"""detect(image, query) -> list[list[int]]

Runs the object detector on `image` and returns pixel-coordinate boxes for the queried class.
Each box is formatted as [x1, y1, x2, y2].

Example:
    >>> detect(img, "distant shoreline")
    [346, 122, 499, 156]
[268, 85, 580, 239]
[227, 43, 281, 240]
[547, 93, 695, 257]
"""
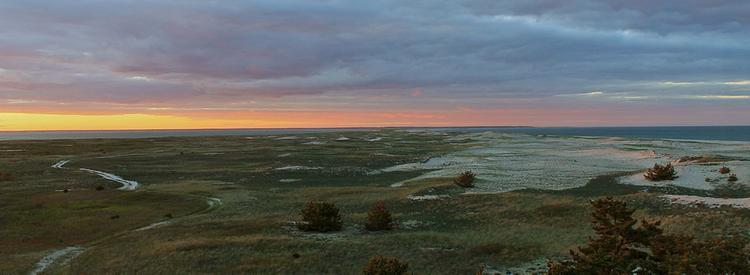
[1, 125, 749, 142]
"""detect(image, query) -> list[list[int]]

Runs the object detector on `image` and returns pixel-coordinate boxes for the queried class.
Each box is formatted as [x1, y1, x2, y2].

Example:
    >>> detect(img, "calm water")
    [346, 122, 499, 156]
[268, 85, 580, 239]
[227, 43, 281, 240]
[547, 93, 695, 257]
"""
[454, 126, 750, 142]
[1, 126, 749, 142]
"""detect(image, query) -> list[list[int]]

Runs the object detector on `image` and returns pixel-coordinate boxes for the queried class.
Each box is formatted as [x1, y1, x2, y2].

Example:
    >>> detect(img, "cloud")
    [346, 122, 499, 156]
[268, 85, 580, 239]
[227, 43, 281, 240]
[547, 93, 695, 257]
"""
[0, 0, 748, 125]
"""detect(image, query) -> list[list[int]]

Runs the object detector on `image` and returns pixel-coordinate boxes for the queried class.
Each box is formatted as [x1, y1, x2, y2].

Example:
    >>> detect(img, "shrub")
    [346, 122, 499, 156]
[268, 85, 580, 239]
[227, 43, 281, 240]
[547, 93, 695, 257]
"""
[95, 185, 105, 191]
[0, 172, 14, 181]
[728, 174, 738, 182]
[454, 170, 476, 188]
[720, 166, 731, 174]
[362, 256, 409, 275]
[547, 197, 750, 274]
[644, 163, 677, 181]
[365, 201, 393, 231]
[298, 201, 343, 232]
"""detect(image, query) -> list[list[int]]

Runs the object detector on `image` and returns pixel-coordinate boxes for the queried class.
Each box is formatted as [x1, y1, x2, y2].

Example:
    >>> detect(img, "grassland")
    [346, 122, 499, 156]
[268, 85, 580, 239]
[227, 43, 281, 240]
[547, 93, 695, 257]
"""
[1, 130, 749, 274]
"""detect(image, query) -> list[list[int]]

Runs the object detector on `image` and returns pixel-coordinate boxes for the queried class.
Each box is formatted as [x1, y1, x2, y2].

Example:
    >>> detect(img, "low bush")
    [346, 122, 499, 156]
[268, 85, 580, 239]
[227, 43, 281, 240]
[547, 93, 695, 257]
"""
[365, 201, 392, 231]
[548, 197, 750, 274]
[362, 256, 409, 275]
[454, 170, 476, 188]
[298, 201, 343, 232]
[95, 185, 105, 191]
[644, 163, 677, 181]
[0, 172, 14, 181]
[728, 174, 738, 182]
[719, 166, 731, 174]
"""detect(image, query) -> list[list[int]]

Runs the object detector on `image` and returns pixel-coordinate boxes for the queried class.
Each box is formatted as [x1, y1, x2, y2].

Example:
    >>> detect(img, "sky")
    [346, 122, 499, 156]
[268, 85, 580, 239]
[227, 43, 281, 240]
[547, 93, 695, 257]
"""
[1, 0, 749, 131]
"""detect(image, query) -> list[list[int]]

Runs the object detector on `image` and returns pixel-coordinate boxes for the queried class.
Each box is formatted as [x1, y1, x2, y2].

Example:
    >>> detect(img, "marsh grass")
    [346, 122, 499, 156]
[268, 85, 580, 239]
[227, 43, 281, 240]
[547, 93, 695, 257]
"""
[3, 130, 750, 274]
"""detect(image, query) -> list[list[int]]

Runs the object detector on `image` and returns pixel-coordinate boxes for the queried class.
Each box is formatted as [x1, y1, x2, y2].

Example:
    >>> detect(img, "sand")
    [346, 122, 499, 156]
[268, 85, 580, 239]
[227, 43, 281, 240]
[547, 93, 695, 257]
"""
[375, 132, 749, 194]
[30, 246, 86, 275]
[51, 160, 70, 169]
[79, 168, 139, 190]
[662, 194, 750, 209]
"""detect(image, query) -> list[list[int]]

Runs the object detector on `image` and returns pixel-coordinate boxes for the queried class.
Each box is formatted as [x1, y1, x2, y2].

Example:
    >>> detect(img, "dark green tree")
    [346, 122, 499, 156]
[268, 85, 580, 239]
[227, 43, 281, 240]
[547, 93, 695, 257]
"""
[298, 201, 343, 232]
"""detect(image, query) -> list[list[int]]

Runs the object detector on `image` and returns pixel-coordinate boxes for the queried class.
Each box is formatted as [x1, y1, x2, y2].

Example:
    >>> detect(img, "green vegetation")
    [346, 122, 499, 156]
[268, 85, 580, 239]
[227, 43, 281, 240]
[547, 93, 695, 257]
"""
[365, 201, 393, 231]
[1, 130, 748, 274]
[644, 163, 677, 181]
[720, 166, 731, 174]
[298, 201, 343, 232]
[729, 174, 739, 182]
[0, 171, 13, 181]
[453, 170, 476, 188]
[362, 256, 409, 275]
[548, 197, 750, 274]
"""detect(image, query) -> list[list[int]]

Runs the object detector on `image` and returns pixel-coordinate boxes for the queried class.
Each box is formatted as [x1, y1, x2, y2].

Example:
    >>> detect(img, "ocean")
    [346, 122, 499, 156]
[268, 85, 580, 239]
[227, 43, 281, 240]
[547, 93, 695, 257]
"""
[1, 126, 749, 142]
[454, 126, 750, 142]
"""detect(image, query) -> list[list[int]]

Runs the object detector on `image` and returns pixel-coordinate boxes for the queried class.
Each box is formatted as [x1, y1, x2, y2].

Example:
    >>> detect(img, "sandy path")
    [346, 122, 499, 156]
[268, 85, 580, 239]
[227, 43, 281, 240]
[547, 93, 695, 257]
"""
[79, 168, 139, 190]
[134, 197, 223, 231]
[29, 246, 85, 275]
[51, 160, 70, 169]
[36, 160, 220, 273]
[52, 160, 139, 190]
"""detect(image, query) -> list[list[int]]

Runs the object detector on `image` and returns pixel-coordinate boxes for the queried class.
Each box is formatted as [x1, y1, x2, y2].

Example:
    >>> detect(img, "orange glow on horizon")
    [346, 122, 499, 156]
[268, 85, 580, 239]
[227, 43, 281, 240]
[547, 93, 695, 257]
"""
[0, 110, 528, 131]
[0, 111, 458, 131]
[1, 106, 730, 131]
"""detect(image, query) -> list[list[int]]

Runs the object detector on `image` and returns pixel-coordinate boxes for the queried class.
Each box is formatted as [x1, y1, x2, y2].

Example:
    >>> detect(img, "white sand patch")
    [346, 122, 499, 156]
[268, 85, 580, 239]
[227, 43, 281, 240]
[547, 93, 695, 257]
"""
[278, 153, 292, 157]
[401, 219, 431, 230]
[134, 220, 172, 231]
[206, 197, 222, 210]
[51, 160, 70, 169]
[662, 195, 750, 209]
[372, 152, 398, 157]
[0, 149, 25, 152]
[380, 157, 476, 172]
[303, 141, 326, 145]
[79, 168, 139, 190]
[618, 161, 750, 190]
[335, 137, 350, 141]
[279, 178, 302, 183]
[275, 136, 299, 140]
[30, 246, 86, 275]
[407, 194, 450, 201]
[275, 165, 323, 171]
[365, 137, 383, 142]
[376, 132, 750, 193]
[571, 148, 658, 160]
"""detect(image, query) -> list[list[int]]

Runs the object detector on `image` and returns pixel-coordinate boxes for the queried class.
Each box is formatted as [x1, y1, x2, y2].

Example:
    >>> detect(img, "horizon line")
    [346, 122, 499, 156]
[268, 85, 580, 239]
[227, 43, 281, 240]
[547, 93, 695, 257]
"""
[2, 124, 749, 133]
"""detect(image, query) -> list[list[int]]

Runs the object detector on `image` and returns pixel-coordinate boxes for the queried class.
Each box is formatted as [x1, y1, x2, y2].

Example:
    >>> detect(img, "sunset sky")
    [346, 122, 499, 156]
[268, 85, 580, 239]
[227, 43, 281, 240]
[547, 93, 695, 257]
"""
[1, 0, 749, 131]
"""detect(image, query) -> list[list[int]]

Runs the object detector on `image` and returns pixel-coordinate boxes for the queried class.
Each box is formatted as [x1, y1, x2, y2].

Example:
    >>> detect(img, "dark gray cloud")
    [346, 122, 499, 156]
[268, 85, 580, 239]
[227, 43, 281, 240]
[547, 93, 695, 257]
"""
[0, 0, 748, 116]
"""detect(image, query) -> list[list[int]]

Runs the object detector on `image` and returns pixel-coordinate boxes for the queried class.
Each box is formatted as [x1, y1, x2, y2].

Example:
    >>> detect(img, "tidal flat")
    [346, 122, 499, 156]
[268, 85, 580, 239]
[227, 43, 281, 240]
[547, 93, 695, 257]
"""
[1, 129, 749, 274]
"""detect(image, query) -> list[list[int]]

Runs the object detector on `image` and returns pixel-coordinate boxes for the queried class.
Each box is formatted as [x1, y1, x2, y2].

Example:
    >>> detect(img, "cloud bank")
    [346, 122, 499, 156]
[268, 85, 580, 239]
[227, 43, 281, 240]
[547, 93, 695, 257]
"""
[1, 0, 748, 127]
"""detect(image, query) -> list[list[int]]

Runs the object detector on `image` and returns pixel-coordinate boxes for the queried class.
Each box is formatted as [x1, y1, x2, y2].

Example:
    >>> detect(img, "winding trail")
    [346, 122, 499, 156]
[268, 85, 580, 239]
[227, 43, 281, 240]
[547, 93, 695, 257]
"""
[50, 159, 139, 190]
[79, 168, 139, 190]
[29, 246, 85, 275]
[51, 160, 70, 169]
[32, 160, 223, 274]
